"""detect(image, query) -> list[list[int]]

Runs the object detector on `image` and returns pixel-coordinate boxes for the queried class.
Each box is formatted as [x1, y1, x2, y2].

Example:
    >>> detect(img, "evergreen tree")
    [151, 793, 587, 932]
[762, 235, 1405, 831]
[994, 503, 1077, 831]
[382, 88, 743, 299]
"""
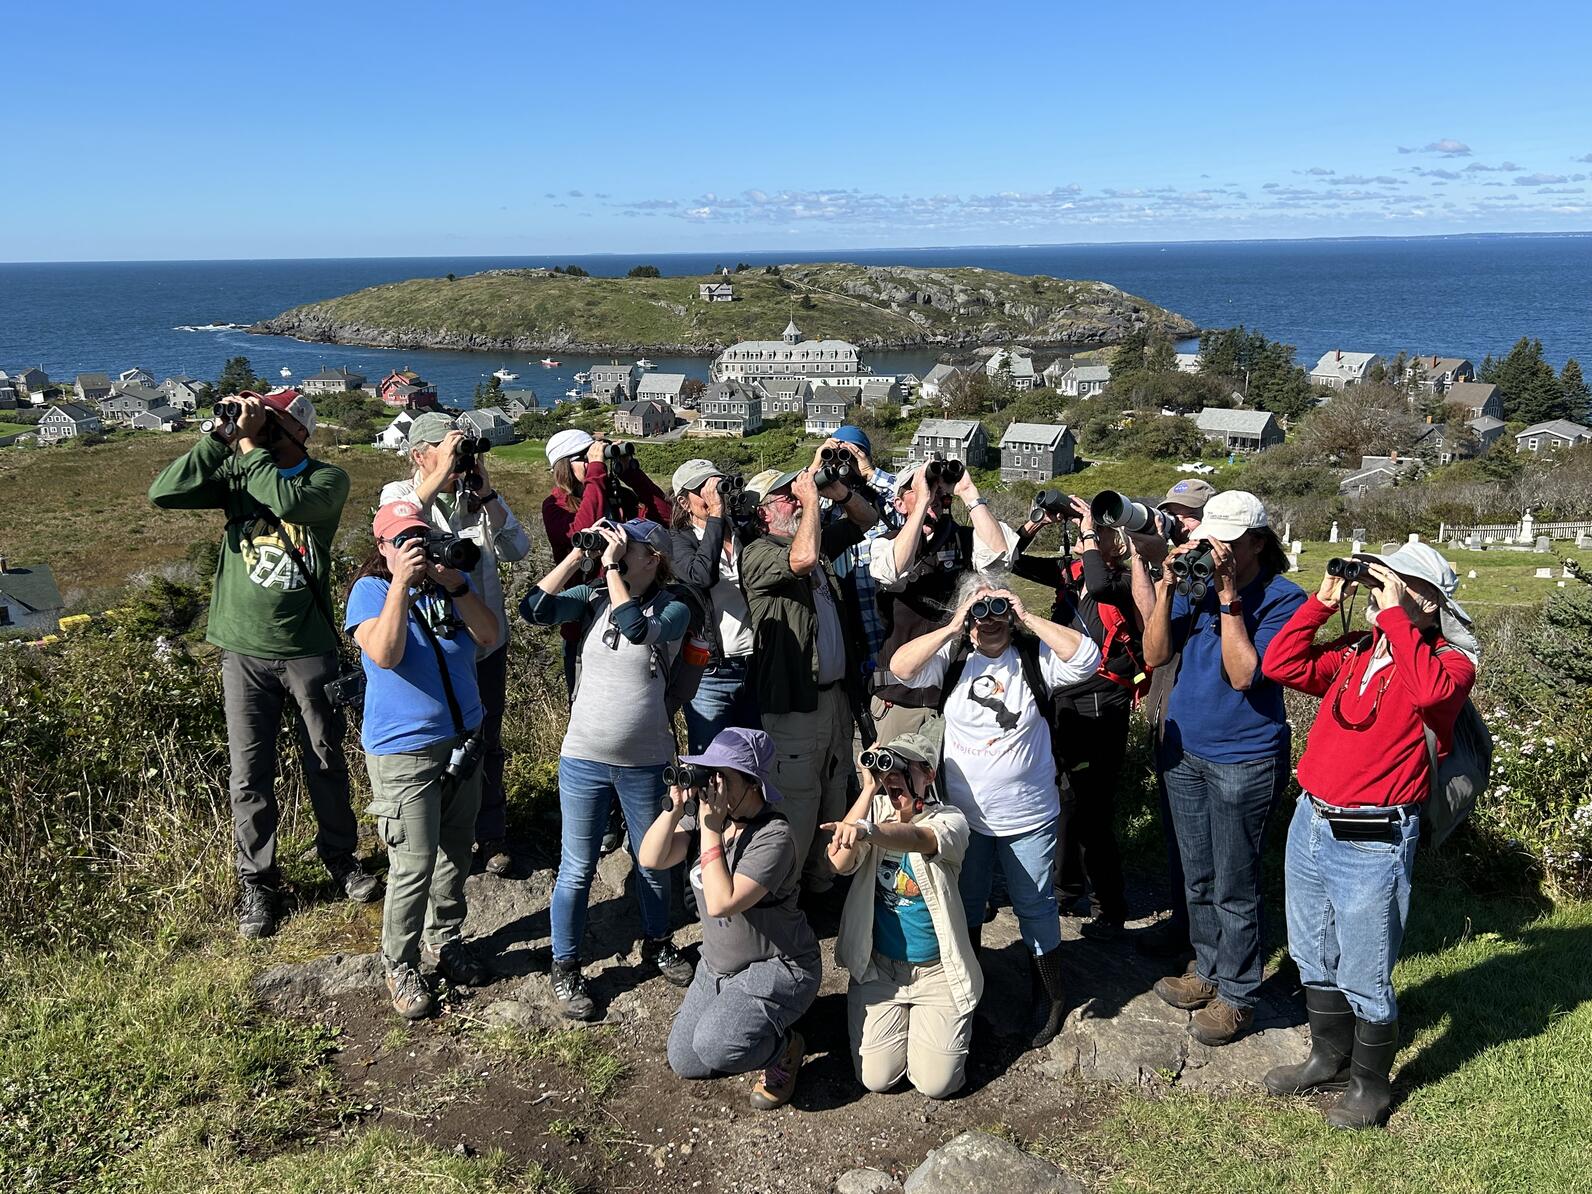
[1494, 337, 1567, 424]
[1478, 353, 1499, 382]
[216, 356, 259, 396]
[1144, 335, 1176, 375]
[627, 264, 661, 278]
[1560, 358, 1590, 422]
[1110, 329, 1148, 377]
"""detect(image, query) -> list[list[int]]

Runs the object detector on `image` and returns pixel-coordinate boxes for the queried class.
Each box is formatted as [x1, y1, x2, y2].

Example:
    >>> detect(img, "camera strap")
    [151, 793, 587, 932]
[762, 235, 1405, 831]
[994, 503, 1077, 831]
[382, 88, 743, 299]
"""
[415, 610, 469, 744]
[250, 502, 357, 667]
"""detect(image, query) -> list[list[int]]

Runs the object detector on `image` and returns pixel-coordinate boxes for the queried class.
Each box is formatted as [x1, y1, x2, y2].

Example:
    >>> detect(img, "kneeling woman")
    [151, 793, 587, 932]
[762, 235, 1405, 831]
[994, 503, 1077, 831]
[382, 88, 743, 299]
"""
[826, 724, 982, 1099]
[1260, 543, 1476, 1130]
[348, 501, 502, 1020]
[639, 728, 822, 1110]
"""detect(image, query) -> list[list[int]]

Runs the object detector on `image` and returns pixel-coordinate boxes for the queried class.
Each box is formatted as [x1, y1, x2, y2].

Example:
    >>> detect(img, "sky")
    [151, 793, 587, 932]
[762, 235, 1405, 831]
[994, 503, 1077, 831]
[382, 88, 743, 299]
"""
[4, 0, 1592, 261]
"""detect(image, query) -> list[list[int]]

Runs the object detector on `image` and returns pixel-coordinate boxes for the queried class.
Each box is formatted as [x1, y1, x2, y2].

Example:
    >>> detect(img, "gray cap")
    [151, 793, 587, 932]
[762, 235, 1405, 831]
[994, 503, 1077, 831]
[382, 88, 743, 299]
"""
[1158, 478, 1217, 510]
[407, 411, 457, 446]
[671, 458, 722, 497]
[884, 716, 944, 768]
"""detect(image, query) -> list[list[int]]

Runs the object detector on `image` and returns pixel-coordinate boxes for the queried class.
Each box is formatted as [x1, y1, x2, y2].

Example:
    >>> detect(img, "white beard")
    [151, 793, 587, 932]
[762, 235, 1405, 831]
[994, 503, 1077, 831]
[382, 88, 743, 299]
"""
[767, 507, 801, 538]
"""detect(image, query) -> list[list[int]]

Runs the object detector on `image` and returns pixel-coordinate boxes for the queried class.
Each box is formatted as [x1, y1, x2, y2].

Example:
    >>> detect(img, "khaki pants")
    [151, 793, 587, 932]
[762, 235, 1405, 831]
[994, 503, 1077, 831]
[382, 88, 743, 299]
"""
[847, 952, 974, 1100]
[762, 684, 853, 886]
[868, 697, 937, 750]
[365, 739, 482, 968]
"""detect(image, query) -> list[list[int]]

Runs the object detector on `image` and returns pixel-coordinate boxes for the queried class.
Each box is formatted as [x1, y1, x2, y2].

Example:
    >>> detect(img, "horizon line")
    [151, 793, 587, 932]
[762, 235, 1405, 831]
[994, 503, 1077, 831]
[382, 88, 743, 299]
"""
[3, 228, 1591, 268]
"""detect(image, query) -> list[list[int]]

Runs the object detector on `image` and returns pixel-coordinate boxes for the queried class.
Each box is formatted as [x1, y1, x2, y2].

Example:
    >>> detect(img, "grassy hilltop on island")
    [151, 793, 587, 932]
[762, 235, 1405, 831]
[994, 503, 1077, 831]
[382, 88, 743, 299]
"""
[251, 262, 1197, 355]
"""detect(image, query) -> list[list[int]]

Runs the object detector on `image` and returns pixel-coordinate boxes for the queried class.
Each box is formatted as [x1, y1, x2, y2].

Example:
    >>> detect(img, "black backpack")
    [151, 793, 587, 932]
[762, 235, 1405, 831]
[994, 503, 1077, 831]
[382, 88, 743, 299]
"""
[935, 630, 1067, 784]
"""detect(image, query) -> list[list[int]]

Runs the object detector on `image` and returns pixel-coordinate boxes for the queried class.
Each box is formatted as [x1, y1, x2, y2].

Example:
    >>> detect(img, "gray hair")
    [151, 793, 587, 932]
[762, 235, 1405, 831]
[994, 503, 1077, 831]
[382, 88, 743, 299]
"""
[950, 568, 1009, 611]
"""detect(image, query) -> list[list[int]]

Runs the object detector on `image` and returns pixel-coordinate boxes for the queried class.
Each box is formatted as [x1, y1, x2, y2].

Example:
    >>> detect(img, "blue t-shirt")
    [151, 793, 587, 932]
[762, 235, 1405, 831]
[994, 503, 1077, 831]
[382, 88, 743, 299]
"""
[1163, 569, 1306, 764]
[872, 852, 939, 964]
[346, 576, 484, 755]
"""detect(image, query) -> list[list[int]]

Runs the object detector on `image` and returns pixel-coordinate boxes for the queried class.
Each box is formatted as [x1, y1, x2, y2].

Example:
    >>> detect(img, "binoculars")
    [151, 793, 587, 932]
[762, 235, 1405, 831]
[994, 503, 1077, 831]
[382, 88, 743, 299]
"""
[968, 595, 1013, 622]
[603, 441, 635, 464]
[859, 748, 907, 775]
[1168, 542, 1215, 601]
[1030, 489, 1077, 523]
[390, 528, 483, 573]
[455, 435, 491, 458]
[1327, 557, 1383, 589]
[718, 472, 745, 494]
[571, 520, 616, 552]
[815, 448, 855, 490]
[663, 761, 713, 789]
[923, 457, 965, 486]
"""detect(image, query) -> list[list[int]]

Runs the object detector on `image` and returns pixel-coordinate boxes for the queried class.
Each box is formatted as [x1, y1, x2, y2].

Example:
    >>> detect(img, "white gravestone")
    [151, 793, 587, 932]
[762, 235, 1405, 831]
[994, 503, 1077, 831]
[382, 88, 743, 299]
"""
[1329, 521, 1341, 543]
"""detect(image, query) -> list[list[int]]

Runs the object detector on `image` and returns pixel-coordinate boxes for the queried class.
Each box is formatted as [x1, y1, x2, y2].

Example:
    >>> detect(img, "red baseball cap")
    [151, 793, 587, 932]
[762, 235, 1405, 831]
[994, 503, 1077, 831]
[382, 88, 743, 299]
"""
[372, 500, 428, 543]
[252, 387, 318, 437]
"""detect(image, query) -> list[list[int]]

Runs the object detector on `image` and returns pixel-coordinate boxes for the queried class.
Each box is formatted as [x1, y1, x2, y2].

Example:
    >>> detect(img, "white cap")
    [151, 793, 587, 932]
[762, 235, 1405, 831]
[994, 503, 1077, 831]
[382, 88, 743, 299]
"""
[1190, 490, 1268, 542]
[545, 428, 594, 466]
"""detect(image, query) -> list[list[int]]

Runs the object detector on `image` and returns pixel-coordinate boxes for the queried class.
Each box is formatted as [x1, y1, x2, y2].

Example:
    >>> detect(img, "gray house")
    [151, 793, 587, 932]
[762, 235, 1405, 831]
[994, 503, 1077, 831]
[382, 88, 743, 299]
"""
[37, 403, 102, 444]
[1339, 453, 1420, 496]
[100, 383, 163, 424]
[860, 378, 904, 407]
[999, 423, 1076, 482]
[754, 376, 813, 417]
[698, 281, 734, 302]
[501, 390, 537, 418]
[1309, 350, 1380, 390]
[74, 373, 113, 404]
[457, 406, 519, 446]
[0, 559, 65, 633]
[14, 367, 50, 399]
[131, 405, 186, 432]
[1195, 407, 1284, 453]
[588, 363, 641, 402]
[1468, 414, 1507, 452]
[711, 320, 861, 383]
[635, 372, 687, 405]
[985, 347, 1040, 390]
[919, 363, 970, 405]
[301, 366, 368, 395]
[118, 367, 156, 388]
[1057, 364, 1112, 397]
[0, 379, 17, 410]
[909, 418, 989, 468]
[613, 399, 674, 437]
[805, 391, 850, 437]
[1405, 355, 1474, 394]
[1446, 381, 1503, 421]
[158, 376, 209, 410]
[699, 380, 763, 436]
[1516, 419, 1592, 454]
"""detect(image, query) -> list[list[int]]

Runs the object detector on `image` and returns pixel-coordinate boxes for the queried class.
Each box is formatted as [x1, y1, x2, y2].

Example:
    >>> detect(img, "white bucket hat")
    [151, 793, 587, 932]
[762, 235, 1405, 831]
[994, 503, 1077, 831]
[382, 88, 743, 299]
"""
[545, 428, 594, 466]
[1353, 541, 1478, 659]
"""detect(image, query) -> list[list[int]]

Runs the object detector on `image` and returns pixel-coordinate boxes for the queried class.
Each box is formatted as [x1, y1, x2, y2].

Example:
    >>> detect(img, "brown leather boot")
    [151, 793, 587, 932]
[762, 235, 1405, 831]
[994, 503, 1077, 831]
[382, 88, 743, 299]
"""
[1153, 970, 1218, 1010]
[749, 1030, 805, 1110]
[1190, 999, 1254, 1046]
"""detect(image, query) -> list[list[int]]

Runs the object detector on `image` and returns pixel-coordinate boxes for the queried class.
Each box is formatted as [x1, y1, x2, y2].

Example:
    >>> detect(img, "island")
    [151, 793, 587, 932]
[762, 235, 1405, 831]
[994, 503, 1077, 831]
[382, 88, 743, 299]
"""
[250, 263, 1196, 356]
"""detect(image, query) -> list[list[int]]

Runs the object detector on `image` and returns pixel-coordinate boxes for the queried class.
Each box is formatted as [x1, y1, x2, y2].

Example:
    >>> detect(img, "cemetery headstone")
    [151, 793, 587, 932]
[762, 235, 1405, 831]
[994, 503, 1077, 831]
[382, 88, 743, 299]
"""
[1329, 521, 1341, 544]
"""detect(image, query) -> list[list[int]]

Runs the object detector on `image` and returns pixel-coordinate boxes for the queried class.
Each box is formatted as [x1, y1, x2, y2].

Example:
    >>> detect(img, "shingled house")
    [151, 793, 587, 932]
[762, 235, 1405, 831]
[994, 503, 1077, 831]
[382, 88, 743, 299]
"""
[999, 423, 1075, 481]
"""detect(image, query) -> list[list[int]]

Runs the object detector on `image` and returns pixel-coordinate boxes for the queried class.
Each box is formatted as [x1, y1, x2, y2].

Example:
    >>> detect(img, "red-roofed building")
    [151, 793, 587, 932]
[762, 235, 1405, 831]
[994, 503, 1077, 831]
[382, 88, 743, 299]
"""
[378, 368, 439, 409]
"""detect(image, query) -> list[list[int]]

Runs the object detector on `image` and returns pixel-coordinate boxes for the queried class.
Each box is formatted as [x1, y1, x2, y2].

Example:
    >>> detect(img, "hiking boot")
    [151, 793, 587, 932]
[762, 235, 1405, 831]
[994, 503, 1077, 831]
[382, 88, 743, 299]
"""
[1325, 1018, 1399, 1130]
[386, 961, 435, 1021]
[327, 855, 382, 903]
[551, 962, 597, 1021]
[1153, 970, 1218, 1010]
[1136, 920, 1194, 960]
[1190, 999, 1254, 1046]
[641, 937, 694, 988]
[1264, 987, 1354, 1096]
[1029, 946, 1067, 1050]
[1080, 916, 1127, 943]
[749, 1030, 805, 1110]
[238, 883, 278, 940]
[423, 938, 493, 988]
[477, 838, 513, 877]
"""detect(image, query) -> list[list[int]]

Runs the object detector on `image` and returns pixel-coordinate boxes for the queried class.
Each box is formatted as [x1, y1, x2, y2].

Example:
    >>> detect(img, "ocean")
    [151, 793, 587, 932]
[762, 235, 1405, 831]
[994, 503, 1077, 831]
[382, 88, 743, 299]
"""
[3, 235, 1589, 408]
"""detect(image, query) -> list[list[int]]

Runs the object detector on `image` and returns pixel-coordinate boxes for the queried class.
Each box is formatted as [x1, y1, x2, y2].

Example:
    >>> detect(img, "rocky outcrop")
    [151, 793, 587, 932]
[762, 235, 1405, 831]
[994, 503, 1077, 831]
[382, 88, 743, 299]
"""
[901, 1132, 1086, 1194]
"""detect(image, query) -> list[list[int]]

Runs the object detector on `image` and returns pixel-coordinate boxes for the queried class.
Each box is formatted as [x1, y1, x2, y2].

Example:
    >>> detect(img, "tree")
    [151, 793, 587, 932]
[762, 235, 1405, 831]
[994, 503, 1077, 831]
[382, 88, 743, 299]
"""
[446, 272, 456, 282]
[799, 293, 816, 310]
[1493, 337, 1567, 424]
[216, 356, 261, 396]
[627, 264, 661, 278]
[563, 264, 590, 277]
[1144, 335, 1176, 376]
[1110, 329, 1148, 377]
[680, 378, 706, 405]
[1560, 358, 1590, 422]
[1119, 415, 1207, 460]
[1291, 383, 1423, 465]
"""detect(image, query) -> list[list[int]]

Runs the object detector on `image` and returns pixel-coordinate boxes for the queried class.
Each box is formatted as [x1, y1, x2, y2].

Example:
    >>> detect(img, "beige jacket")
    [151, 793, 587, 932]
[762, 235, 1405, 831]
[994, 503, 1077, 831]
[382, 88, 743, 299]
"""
[834, 796, 984, 1017]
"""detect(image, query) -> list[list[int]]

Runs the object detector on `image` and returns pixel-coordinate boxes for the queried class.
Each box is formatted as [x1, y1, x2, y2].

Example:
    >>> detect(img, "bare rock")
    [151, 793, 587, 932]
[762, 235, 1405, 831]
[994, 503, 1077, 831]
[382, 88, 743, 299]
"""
[903, 1132, 1084, 1194]
[479, 997, 554, 1033]
[254, 951, 382, 1011]
[837, 1167, 903, 1194]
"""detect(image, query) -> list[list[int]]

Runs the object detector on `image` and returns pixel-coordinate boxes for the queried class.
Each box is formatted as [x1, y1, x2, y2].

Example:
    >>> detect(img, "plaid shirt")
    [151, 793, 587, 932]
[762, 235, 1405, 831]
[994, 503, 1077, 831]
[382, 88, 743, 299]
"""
[827, 467, 898, 672]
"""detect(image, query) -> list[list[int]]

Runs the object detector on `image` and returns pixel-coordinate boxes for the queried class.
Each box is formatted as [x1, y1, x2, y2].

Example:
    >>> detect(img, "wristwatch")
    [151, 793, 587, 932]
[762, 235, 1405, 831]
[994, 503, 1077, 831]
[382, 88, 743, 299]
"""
[1220, 597, 1244, 616]
[445, 580, 469, 599]
[1081, 532, 1099, 543]
[968, 497, 989, 510]
[855, 817, 875, 841]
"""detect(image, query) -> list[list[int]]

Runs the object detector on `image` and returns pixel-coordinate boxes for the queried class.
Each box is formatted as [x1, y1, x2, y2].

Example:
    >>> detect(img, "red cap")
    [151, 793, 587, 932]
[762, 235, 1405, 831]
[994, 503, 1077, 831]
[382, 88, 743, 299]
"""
[372, 500, 428, 543]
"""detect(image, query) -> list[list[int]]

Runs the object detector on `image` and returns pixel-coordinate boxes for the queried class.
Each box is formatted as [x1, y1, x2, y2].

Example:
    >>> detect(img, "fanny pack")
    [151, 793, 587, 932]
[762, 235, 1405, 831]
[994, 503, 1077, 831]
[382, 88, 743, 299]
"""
[1309, 794, 1415, 841]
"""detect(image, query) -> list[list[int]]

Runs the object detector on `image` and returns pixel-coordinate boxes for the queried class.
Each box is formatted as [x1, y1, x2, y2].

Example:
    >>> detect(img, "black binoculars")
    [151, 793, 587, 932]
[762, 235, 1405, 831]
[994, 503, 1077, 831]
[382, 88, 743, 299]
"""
[1327, 557, 1382, 589]
[455, 435, 491, 458]
[1030, 489, 1077, 522]
[663, 761, 713, 789]
[718, 472, 745, 494]
[814, 451, 855, 490]
[571, 520, 616, 553]
[390, 528, 482, 573]
[1169, 543, 1216, 581]
[924, 457, 965, 486]
[859, 748, 907, 774]
[968, 595, 1013, 622]
[603, 441, 635, 464]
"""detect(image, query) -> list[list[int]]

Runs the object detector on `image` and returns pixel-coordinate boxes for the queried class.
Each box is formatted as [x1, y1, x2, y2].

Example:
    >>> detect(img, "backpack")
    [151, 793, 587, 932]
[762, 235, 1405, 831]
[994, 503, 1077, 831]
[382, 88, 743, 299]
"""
[935, 630, 1067, 784]
[1059, 558, 1151, 702]
[1422, 651, 1493, 848]
[571, 581, 711, 720]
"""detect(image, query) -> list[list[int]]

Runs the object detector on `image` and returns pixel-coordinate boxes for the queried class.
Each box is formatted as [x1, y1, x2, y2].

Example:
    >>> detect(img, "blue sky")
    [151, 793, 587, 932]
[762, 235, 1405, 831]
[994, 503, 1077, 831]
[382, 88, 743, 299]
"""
[4, 0, 1591, 260]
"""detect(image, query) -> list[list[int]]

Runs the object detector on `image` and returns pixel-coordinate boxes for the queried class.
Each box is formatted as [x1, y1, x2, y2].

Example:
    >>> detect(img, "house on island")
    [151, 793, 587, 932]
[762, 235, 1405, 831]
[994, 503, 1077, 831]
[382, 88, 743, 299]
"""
[1446, 381, 1503, 421]
[0, 557, 66, 633]
[999, 423, 1076, 482]
[376, 410, 419, 451]
[1339, 453, 1422, 496]
[804, 390, 851, 437]
[588, 363, 641, 403]
[698, 280, 735, 302]
[1466, 415, 1507, 453]
[698, 380, 763, 436]
[131, 405, 186, 432]
[457, 406, 519, 446]
[37, 403, 102, 445]
[99, 383, 164, 424]
[1515, 419, 1592, 454]
[919, 364, 970, 406]
[711, 320, 861, 383]
[301, 366, 368, 395]
[1195, 407, 1284, 453]
[1309, 350, 1381, 390]
[635, 372, 687, 406]
[860, 378, 904, 407]
[753, 376, 813, 417]
[909, 418, 989, 468]
[118, 367, 156, 389]
[74, 373, 113, 405]
[1415, 414, 1507, 465]
[985, 347, 1040, 391]
[378, 368, 438, 409]
[0, 377, 18, 410]
[1174, 352, 1202, 374]
[1404, 355, 1474, 394]
[613, 399, 675, 438]
[158, 376, 210, 410]
[13, 368, 50, 401]
[1056, 364, 1112, 398]
[500, 390, 537, 419]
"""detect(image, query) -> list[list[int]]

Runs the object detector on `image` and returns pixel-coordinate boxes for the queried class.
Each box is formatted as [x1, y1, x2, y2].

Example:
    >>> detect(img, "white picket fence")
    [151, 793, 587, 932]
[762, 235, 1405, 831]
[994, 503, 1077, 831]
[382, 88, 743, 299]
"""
[1442, 519, 1592, 544]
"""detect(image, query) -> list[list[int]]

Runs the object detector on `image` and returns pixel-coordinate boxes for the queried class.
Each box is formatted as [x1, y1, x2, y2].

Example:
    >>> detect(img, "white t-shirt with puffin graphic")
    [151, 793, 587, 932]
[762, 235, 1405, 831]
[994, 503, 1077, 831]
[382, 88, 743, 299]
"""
[898, 636, 1101, 836]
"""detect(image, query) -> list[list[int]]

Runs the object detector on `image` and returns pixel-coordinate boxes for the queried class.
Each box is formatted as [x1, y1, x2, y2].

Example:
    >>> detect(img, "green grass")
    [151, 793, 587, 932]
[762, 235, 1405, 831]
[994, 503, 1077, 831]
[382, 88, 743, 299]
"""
[0, 420, 32, 438]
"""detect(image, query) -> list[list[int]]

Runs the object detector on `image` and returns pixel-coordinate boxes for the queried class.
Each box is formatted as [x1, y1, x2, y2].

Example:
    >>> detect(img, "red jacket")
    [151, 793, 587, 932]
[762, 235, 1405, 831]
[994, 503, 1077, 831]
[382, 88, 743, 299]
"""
[1261, 596, 1475, 808]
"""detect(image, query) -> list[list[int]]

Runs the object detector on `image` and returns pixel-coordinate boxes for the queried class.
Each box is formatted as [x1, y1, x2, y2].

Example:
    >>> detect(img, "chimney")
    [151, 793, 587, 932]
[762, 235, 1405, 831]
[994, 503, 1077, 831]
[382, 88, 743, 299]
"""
[1335, 349, 1342, 361]
[1431, 355, 1439, 367]
[0, 555, 7, 573]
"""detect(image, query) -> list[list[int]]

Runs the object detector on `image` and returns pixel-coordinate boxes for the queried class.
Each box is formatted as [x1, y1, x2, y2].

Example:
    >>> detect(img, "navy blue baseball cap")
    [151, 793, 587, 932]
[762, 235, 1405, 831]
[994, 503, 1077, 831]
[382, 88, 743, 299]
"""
[833, 425, 871, 456]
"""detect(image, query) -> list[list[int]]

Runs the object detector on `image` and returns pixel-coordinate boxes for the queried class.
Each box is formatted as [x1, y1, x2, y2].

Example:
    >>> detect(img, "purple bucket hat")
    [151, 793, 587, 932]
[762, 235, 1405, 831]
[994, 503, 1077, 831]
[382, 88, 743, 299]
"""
[679, 727, 784, 805]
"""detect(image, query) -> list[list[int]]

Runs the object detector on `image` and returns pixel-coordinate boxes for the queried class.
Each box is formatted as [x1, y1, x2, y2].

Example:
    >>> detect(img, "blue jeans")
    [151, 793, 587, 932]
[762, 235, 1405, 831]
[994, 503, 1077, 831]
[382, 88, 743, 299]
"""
[553, 756, 671, 964]
[1162, 748, 1286, 1009]
[1285, 795, 1419, 1024]
[683, 657, 760, 755]
[958, 824, 1062, 956]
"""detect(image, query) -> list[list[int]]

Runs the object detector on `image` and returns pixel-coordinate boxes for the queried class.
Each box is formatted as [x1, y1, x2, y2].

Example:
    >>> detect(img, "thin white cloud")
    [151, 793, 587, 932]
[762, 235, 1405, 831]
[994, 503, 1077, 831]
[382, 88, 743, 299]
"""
[1515, 173, 1569, 186]
[1397, 138, 1472, 156]
[1464, 161, 1522, 173]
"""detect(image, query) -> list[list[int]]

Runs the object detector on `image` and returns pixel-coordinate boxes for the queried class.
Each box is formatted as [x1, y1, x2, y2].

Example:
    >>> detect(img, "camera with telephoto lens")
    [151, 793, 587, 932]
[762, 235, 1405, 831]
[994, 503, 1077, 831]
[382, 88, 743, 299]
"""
[923, 457, 965, 487]
[663, 761, 713, 789]
[1327, 557, 1382, 589]
[1029, 489, 1078, 523]
[859, 748, 907, 775]
[444, 732, 485, 782]
[602, 440, 636, 466]
[814, 447, 855, 490]
[1169, 542, 1216, 600]
[967, 595, 1013, 623]
[391, 527, 482, 572]
[1090, 490, 1181, 541]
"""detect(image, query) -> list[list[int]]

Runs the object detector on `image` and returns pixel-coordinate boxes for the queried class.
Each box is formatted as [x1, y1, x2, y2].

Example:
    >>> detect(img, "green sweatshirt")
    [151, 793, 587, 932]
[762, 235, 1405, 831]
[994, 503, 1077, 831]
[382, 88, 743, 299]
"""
[148, 434, 350, 659]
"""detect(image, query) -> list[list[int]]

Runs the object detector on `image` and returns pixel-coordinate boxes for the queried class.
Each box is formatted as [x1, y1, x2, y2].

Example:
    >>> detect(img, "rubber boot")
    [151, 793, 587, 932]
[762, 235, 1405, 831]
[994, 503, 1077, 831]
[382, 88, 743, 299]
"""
[1264, 987, 1354, 1096]
[1326, 1018, 1399, 1130]
[1029, 946, 1067, 1050]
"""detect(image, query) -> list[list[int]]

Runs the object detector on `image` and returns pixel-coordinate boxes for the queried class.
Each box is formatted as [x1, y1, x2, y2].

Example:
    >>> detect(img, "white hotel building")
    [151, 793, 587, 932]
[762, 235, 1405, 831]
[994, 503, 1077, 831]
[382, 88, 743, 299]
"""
[710, 320, 863, 383]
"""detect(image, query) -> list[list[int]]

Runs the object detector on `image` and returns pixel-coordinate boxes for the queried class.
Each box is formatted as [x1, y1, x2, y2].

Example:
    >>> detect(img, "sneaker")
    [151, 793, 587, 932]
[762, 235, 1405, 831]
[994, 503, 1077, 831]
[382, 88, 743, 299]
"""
[477, 838, 513, 877]
[641, 937, 694, 987]
[1153, 970, 1219, 1010]
[386, 961, 435, 1020]
[1190, 999, 1254, 1047]
[551, 962, 597, 1021]
[238, 883, 278, 939]
[327, 855, 382, 903]
[1080, 916, 1127, 943]
[423, 938, 493, 988]
[749, 1030, 805, 1110]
